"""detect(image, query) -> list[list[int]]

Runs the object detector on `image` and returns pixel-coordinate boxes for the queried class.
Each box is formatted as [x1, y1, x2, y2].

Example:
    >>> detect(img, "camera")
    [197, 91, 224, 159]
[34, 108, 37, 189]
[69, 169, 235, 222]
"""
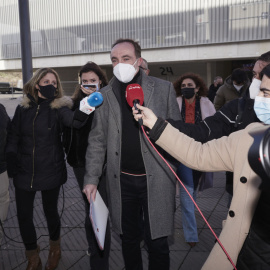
[248, 127, 270, 180]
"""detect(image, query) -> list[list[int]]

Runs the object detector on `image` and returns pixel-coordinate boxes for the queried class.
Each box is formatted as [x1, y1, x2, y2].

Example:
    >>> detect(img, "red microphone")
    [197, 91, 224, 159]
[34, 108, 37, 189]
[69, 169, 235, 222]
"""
[126, 83, 144, 125]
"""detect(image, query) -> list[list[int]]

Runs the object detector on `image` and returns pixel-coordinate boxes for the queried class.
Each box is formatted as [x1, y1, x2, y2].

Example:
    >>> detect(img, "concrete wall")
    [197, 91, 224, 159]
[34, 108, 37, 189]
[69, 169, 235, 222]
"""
[0, 40, 265, 95]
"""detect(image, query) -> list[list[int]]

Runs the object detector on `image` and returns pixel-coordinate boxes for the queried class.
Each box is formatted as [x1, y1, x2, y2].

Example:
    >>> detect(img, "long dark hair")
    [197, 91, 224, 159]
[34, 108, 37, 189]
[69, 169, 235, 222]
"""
[72, 62, 108, 101]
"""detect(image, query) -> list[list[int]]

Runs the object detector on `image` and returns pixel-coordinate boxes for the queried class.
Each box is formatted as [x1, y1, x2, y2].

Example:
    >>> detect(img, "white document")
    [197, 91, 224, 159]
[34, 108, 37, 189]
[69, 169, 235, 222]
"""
[89, 190, 109, 250]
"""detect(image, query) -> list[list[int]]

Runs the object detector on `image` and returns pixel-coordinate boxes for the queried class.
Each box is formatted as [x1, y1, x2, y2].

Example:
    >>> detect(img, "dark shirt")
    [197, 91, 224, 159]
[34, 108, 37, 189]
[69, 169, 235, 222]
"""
[119, 71, 145, 174]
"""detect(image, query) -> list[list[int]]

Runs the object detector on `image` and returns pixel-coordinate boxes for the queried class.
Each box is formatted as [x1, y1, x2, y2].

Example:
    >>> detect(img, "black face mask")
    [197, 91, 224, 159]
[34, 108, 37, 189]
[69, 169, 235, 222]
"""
[38, 84, 56, 99]
[182, 88, 195, 99]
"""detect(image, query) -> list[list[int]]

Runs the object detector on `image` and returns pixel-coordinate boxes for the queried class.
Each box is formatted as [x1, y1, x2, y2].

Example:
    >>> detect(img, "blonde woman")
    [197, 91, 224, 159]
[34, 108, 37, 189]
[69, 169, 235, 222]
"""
[6, 68, 89, 270]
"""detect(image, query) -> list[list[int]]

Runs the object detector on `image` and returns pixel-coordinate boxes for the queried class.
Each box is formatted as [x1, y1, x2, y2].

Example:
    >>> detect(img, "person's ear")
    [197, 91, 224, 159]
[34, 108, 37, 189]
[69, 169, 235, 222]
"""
[137, 57, 143, 67]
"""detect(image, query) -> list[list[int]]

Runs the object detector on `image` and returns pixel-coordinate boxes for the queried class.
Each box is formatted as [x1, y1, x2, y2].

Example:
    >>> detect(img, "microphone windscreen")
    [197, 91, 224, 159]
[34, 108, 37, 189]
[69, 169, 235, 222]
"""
[126, 84, 144, 108]
[87, 92, 103, 107]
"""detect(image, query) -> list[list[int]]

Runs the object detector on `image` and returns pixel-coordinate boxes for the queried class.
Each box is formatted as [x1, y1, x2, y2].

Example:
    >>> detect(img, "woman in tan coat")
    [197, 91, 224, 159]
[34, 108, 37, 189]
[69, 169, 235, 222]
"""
[132, 65, 270, 269]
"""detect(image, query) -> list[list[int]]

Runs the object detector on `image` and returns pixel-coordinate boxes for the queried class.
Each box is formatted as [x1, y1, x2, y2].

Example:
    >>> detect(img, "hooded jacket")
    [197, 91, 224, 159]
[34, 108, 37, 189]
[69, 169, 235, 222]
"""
[214, 75, 250, 111]
[6, 94, 88, 191]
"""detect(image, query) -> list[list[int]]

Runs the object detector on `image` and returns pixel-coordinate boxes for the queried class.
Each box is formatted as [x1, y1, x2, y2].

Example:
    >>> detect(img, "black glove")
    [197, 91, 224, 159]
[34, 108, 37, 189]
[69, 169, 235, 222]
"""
[6, 152, 18, 178]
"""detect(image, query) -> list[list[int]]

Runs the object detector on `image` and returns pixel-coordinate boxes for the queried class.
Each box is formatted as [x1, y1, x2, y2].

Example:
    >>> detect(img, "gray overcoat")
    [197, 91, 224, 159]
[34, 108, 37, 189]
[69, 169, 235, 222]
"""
[84, 71, 181, 239]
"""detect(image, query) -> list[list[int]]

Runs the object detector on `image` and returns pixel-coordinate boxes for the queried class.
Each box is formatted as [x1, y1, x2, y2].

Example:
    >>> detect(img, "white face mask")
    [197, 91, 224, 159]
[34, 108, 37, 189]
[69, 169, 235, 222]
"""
[233, 84, 243, 91]
[113, 59, 138, 83]
[254, 96, 270, 124]
[249, 78, 262, 99]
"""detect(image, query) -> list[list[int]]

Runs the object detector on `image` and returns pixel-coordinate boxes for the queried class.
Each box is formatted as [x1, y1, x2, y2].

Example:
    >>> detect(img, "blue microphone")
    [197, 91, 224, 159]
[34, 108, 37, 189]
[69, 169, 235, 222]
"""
[87, 92, 103, 107]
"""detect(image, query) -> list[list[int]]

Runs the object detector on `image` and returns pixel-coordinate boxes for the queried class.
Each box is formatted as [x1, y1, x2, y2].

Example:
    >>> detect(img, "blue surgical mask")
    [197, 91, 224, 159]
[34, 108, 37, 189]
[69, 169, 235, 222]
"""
[254, 96, 270, 124]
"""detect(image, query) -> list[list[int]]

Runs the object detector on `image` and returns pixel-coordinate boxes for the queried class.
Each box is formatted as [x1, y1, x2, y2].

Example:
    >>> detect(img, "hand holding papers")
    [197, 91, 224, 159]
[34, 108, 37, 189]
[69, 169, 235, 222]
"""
[89, 190, 109, 250]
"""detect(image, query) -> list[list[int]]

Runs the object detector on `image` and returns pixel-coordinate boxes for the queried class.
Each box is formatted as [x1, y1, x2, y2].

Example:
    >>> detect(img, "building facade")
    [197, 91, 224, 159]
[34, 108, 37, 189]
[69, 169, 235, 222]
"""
[0, 0, 269, 94]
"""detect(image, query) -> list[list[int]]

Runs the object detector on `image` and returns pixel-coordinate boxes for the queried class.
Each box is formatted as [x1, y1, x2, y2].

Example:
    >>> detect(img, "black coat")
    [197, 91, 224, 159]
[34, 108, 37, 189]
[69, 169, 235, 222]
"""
[0, 104, 10, 174]
[63, 99, 94, 168]
[6, 94, 88, 191]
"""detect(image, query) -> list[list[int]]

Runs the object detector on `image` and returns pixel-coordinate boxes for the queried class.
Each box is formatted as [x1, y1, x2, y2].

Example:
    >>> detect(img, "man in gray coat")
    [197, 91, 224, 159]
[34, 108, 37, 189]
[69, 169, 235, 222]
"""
[83, 38, 181, 270]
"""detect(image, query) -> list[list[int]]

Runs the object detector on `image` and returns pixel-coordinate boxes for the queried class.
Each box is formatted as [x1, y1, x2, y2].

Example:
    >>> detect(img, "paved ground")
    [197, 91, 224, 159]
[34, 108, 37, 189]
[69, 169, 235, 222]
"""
[0, 96, 229, 270]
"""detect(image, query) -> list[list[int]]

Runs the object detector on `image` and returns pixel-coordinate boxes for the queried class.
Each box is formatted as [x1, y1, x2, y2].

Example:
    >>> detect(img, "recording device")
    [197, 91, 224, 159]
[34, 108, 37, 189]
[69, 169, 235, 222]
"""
[82, 84, 97, 90]
[126, 83, 144, 125]
[80, 92, 103, 115]
[248, 127, 270, 180]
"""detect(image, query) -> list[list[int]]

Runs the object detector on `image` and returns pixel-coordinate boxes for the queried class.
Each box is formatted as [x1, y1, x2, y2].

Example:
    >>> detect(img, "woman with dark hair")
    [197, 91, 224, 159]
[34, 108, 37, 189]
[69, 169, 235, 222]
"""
[5, 68, 90, 270]
[173, 73, 215, 247]
[63, 61, 110, 270]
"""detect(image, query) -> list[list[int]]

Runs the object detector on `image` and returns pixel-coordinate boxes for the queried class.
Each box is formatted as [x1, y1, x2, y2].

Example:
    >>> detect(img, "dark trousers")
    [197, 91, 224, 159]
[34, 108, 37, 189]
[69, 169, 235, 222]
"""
[73, 167, 110, 270]
[120, 173, 170, 270]
[15, 186, 61, 250]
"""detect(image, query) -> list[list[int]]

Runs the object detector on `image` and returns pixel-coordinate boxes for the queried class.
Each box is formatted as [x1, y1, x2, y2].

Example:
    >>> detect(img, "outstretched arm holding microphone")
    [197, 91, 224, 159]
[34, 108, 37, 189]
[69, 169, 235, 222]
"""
[132, 68, 270, 270]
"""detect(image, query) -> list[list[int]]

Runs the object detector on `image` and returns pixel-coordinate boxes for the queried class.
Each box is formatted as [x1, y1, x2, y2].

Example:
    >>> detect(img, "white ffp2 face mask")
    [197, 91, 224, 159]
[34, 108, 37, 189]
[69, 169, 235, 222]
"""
[249, 78, 262, 99]
[113, 59, 138, 83]
[233, 84, 243, 91]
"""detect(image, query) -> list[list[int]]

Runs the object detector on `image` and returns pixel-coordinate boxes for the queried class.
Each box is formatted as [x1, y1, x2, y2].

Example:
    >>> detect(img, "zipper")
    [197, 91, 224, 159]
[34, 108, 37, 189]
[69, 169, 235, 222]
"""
[31, 105, 40, 188]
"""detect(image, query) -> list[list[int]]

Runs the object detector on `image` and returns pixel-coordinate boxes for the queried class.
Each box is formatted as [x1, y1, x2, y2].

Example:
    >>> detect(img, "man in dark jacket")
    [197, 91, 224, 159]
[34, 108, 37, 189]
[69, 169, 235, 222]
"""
[214, 68, 250, 111]
[0, 103, 10, 246]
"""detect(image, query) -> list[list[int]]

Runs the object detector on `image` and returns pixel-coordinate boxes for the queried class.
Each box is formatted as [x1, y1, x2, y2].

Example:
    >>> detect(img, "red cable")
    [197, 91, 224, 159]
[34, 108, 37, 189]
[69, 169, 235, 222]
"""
[141, 126, 237, 270]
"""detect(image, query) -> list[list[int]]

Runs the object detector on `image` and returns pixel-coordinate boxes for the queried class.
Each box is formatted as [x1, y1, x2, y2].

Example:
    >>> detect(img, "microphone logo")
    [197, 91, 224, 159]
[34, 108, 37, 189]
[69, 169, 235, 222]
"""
[125, 83, 144, 108]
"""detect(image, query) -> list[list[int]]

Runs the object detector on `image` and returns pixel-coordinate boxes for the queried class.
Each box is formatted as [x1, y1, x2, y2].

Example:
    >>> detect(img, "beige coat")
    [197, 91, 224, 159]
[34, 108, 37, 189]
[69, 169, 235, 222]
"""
[156, 122, 265, 270]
